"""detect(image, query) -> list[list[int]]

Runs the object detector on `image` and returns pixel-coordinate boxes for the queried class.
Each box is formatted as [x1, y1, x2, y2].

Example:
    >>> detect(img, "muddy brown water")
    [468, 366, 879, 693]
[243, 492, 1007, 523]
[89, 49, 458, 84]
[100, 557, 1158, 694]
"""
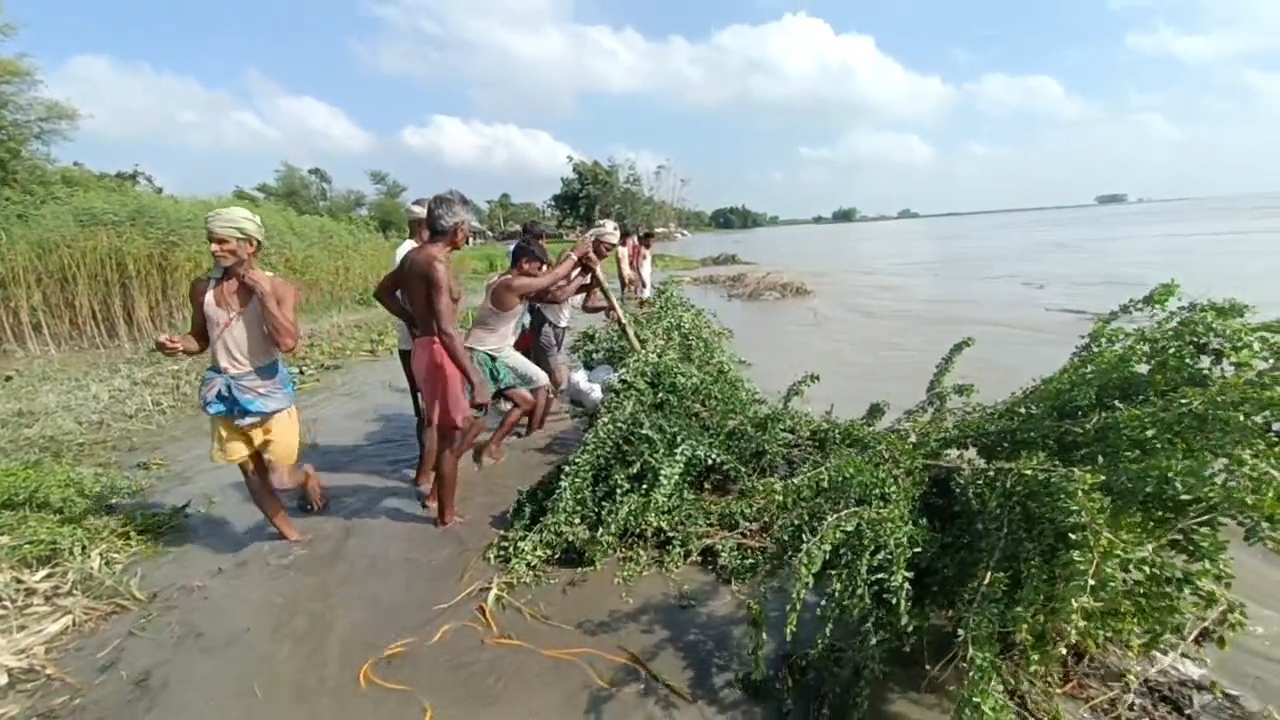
[50, 196, 1280, 718]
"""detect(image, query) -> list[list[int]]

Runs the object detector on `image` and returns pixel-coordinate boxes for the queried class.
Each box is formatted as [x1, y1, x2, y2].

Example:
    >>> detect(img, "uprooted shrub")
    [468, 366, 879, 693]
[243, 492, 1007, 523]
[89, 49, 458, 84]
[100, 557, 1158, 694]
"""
[486, 280, 1280, 718]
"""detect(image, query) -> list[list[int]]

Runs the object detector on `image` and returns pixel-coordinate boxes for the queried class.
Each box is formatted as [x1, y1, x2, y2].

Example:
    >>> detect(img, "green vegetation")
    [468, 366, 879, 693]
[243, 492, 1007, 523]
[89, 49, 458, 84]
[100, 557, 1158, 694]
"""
[814, 205, 918, 223]
[549, 156, 706, 230]
[1095, 193, 1130, 204]
[487, 282, 1280, 717]
[829, 205, 859, 222]
[708, 204, 779, 230]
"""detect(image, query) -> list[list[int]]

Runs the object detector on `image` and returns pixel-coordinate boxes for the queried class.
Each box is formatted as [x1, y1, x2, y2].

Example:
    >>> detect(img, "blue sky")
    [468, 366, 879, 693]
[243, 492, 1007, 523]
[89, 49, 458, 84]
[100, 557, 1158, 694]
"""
[9, 0, 1280, 217]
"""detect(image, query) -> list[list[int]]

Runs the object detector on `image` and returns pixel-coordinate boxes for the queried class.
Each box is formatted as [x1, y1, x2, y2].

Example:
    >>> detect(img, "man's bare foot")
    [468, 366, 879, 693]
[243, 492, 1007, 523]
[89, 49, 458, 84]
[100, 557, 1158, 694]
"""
[415, 484, 437, 511]
[436, 513, 466, 528]
[472, 441, 506, 469]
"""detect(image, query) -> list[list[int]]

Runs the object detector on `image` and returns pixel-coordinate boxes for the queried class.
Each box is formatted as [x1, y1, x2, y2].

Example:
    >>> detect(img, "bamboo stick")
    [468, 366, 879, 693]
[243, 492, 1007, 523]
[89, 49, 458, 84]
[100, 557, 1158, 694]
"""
[587, 264, 641, 352]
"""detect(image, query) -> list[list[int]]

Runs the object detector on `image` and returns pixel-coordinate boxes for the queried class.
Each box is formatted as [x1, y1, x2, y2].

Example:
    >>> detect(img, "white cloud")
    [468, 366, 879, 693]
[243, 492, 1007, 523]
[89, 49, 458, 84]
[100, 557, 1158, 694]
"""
[963, 73, 1094, 120]
[357, 2, 955, 122]
[965, 141, 995, 156]
[799, 130, 935, 167]
[1123, 0, 1279, 64]
[398, 115, 577, 176]
[1126, 111, 1182, 140]
[1241, 69, 1280, 110]
[45, 55, 376, 156]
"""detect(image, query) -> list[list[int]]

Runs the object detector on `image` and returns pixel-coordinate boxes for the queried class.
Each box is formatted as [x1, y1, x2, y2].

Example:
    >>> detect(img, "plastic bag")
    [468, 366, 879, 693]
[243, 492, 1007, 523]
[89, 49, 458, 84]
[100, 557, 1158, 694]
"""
[587, 364, 618, 387]
[564, 367, 606, 411]
[578, 383, 604, 411]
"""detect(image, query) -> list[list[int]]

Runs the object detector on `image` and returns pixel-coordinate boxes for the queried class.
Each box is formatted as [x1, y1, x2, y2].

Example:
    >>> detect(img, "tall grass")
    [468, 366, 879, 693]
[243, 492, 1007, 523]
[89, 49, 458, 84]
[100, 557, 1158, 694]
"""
[0, 186, 696, 355]
[0, 186, 393, 353]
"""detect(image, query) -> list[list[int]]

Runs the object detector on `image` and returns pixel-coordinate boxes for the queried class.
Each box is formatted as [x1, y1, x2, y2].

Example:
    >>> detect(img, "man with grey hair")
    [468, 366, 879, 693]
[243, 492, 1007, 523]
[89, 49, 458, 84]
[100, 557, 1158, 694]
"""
[374, 190, 489, 528]
[395, 198, 436, 503]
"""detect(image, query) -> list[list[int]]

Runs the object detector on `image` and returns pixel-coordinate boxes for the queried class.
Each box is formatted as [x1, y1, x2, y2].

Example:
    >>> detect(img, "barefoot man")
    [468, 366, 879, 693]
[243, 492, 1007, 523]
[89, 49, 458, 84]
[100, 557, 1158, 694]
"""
[154, 206, 326, 543]
[614, 224, 639, 297]
[394, 198, 437, 504]
[373, 190, 489, 527]
[462, 234, 597, 465]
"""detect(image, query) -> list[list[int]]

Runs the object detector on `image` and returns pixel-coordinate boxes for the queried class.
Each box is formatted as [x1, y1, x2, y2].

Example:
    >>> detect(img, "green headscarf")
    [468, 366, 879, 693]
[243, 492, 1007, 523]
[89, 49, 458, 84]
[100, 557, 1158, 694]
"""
[205, 206, 265, 243]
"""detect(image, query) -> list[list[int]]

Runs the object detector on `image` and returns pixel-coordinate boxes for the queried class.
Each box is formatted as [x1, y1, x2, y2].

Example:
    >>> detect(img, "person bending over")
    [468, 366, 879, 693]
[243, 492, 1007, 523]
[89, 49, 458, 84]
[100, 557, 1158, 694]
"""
[462, 235, 595, 464]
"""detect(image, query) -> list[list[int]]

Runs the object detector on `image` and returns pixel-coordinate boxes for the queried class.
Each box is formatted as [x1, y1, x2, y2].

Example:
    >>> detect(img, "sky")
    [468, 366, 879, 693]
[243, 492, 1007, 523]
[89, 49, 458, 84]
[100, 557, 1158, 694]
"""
[8, 0, 1280, 217]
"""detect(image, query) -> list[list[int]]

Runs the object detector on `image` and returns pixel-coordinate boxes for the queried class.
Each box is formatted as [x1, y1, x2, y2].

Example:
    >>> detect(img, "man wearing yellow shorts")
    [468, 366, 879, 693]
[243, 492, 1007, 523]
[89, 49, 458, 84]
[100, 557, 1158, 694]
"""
[154, 206, 326, 543]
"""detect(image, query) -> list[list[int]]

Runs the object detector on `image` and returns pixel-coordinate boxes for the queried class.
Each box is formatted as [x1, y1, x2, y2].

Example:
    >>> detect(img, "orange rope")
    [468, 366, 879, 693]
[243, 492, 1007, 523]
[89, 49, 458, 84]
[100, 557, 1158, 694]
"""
[358, 592, 692, 717]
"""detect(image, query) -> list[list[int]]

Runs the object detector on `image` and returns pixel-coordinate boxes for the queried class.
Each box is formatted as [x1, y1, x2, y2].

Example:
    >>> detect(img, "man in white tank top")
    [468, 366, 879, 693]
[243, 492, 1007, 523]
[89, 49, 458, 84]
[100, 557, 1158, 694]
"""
[153, 206, 325, 544]
[636, 231, 655, 299]
[463, 236, 594, 466]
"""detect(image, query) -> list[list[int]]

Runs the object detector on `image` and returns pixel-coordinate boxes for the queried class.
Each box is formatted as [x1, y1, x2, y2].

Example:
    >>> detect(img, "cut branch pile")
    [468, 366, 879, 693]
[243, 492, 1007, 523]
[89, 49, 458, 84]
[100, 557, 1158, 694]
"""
[485, 280, 1280, 718]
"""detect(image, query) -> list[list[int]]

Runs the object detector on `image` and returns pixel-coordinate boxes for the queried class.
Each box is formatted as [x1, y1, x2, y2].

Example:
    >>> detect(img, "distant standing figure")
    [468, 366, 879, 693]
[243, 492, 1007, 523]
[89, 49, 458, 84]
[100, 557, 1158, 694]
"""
[374, 190, 491, 527]
[636, 231, 655, 299]
[154, 206, 327, 544]
[394, 199, 437, 500]
[614, 224, 639, 297]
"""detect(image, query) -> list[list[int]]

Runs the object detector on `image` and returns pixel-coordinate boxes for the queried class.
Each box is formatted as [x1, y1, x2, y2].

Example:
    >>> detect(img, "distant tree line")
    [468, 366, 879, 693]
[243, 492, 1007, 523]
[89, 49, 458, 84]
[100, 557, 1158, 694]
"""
[21, 150, 785, 242]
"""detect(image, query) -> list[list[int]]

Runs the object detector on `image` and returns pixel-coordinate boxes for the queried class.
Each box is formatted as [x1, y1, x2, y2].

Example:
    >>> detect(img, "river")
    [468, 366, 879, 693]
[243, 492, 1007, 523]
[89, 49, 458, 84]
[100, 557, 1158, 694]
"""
[664, 194, 1280, 416]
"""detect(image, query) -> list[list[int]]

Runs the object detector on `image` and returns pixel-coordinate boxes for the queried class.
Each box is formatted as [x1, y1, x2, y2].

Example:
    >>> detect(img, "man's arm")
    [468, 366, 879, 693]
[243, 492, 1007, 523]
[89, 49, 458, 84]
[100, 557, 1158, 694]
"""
[528, 273, 591, 304]
[258, 277, 301, 353]
[182, 278, 212, 354]
[614, 245, 632, 280]
[373, 268, 417, 329]
[581, 280, 610, 314]
[492, 247, 589, 308]
[426, 259, 482, 389]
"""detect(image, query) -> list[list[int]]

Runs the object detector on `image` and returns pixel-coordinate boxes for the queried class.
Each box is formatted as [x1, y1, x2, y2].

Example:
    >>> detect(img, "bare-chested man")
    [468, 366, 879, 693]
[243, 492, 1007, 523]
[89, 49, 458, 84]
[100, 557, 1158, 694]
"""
[373, 190, 489, 527]
[154, 206, 326, 543]
[614, 225, 640, 297]
[394, 199, 437, 504]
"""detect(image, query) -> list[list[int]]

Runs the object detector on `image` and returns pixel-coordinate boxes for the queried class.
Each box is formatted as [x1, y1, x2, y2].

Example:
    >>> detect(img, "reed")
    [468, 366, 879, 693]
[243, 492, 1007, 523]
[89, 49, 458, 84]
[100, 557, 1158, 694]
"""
[0, 188, 391, 354]
[0, 188, 700, 355]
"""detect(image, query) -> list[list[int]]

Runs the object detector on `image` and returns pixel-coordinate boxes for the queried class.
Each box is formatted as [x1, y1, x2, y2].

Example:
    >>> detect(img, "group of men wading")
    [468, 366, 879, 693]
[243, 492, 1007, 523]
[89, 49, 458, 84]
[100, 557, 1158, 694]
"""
[154, 191, 628, 537]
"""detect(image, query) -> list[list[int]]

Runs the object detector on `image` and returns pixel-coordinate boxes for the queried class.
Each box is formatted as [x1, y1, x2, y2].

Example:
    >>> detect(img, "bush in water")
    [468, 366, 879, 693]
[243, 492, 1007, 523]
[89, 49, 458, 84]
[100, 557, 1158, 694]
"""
[485, 280, 1280, 717]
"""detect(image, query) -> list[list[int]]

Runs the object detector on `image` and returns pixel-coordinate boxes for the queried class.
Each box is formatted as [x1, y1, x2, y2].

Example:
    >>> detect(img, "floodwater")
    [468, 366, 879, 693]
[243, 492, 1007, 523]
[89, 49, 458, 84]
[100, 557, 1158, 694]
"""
[50, 194, 1280, 719]
[665, 194, 1280, 415]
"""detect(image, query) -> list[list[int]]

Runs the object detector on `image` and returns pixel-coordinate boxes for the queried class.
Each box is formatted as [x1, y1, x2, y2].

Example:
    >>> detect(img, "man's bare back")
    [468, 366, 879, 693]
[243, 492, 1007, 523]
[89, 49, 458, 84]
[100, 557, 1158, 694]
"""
[398, 244, 462, 336]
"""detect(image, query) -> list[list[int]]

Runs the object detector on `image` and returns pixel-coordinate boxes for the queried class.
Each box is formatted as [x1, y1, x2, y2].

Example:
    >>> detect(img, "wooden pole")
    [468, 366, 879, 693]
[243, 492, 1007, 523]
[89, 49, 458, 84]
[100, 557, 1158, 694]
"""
[587, 264, 641, 352]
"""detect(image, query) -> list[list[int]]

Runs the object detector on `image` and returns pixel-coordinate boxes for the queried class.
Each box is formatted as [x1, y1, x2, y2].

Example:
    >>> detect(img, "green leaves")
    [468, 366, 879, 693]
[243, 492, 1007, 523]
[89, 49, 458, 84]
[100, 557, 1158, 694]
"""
[486, 280, 1280, 717]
